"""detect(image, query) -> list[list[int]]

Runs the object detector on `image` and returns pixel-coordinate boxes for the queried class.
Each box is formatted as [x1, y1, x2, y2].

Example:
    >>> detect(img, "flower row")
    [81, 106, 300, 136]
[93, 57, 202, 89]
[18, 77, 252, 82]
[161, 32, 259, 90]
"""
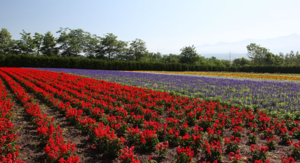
[34, 68, 300, 116]
[133, 71, 300, 82]
[3, 68, 300, 162]
[0, 77, 25, 163]
[0, 70, 79, 163]
[1, 68, 126, 158]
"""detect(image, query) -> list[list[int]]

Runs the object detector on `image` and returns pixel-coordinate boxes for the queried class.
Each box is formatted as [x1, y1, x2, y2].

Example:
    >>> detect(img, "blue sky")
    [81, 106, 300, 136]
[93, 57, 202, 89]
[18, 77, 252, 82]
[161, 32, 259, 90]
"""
[1, 0, 300, 54]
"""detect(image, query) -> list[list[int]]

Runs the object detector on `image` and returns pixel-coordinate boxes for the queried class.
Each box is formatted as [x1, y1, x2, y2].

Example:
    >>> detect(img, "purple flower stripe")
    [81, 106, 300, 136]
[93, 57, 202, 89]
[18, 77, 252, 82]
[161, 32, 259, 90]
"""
[28, 68, 300, 113]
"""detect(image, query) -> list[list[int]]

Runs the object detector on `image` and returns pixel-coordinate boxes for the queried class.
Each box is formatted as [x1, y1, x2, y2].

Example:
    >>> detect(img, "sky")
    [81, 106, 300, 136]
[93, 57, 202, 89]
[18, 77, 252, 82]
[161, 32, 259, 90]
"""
[1, 0, 300, 55]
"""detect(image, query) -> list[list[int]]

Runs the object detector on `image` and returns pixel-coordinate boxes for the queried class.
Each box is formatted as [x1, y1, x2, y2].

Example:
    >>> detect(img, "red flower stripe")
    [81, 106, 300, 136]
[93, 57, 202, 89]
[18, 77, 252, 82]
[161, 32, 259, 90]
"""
[0, 78, 25, 163]
[0, 68, 125, 158]
[1, 68, 299, 162]
[0, 71, 79, 163]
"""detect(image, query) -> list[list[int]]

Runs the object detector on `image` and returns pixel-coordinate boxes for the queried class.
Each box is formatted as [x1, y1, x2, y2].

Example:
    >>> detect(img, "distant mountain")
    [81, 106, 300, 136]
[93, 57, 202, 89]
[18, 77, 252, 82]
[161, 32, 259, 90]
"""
[197, 33, 300, 60]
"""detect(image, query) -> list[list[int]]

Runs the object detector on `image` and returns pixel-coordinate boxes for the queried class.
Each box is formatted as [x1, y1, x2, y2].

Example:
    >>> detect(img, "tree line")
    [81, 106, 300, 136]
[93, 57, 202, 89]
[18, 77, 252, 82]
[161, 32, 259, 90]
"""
[0, 27, 299, 67]
[1, 54, 300, 74]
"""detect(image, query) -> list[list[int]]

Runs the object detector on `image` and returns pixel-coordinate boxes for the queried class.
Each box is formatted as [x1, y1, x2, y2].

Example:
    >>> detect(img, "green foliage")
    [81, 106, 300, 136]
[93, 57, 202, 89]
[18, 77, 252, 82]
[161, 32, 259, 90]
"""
[18, 29, 36, 55]
[41, 31, 57, 56]
[33, 32, 44, 55]
[128, 38, 147, 61]
[232, 57, 249, 66]
[0, 54, 5, 66]
[98, 33, 128, 60]
[248, 132, 257, 144]
[56, 27, 91, 57]
[2, 28, 300, 71]
[245, 43, 300, 66]
[162, 53, 179, 63]
[179, 45, 199, 64]
[84, 34, 101, 59]
[0, 28, 14, 55]
[3, 54, 300, 73]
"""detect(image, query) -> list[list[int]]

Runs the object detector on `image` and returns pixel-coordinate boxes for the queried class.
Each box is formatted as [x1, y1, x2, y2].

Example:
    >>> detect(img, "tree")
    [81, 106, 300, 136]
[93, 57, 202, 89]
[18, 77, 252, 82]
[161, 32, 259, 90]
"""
[179, 45, 199, 64]
[84, 34, 101, 59]
[0, 28, 14, 55]
[220, 60, 231, 67]
[264, 52, 275, 65]
[278, 52, 285, 65]
[56, 28, 90, 57]
[239, 57, 249, 66]
[150, 52, 162, 62]
[115, 51, 130, 61]
[296, 51, 300, 65]
[41, 31, 57, 56]
[33, 32, 44, 55]
[18, 30, 36, 55]
[162, 53, 180, 63]
[246, 43, 270, 65]
[138, 51, 151, 62]
[138, 52, 162, 63]
[128, 38, 147, 61]
[232, 57, 249, 66]
[98, 33, 128, 60]
[273, 54, 284, 65]
[207, 56, 224, 66]
[284, 51, 297, 66]
[194, 55, 207, 65]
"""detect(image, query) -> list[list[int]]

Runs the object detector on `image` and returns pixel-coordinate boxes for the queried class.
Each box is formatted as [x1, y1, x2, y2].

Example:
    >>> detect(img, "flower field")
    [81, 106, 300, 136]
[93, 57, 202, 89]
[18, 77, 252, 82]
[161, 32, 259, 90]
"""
[131, 71, 300, 82]
[32, 68, 300, 118]
[1, 68, 300, 162]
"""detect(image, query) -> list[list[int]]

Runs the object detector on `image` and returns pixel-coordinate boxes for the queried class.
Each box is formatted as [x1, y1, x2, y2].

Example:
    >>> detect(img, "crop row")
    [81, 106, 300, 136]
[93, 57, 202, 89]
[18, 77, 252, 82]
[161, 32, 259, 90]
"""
[0, 70, 79, 163]
[1, 68, 300, 162]
[131, 71, 300, 82]
[0, 77, 25, 163]
[1, 68, 131, 158]
[32, 68, 300, 118]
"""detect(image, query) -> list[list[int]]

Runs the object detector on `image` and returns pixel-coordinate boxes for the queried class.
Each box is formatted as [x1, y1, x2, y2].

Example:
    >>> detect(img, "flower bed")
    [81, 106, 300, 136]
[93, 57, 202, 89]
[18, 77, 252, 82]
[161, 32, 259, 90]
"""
[1, 68, 300, 162]
[32, 68, 300, 118]
[132, 71, 300, 82]
[0, 70, 79, 163]
[0, 77, 24, 163]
